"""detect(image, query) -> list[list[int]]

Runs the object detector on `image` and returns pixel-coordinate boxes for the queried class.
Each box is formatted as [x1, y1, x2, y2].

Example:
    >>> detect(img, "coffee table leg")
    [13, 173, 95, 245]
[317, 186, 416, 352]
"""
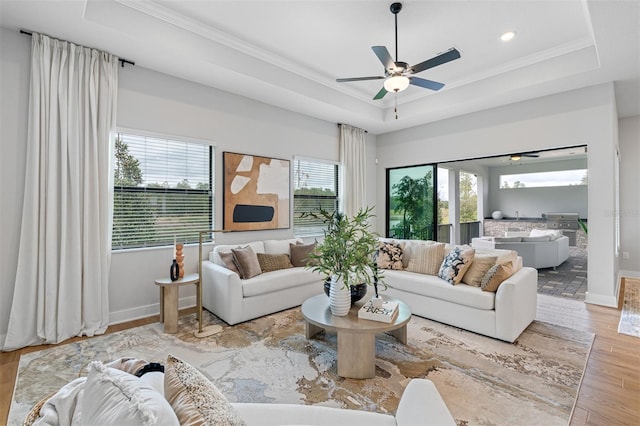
[337, 331, 376, 379]
[388, 324, 407, 344]
[305, 321, 323, 339]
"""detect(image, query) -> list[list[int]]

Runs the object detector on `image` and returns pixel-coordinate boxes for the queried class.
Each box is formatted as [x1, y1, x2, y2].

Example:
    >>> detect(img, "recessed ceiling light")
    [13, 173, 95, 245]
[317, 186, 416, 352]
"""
[501, 31, 516, 42]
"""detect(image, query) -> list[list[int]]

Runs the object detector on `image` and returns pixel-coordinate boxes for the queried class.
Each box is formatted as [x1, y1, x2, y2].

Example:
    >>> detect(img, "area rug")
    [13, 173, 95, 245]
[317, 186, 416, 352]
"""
[9, 309, 593, 426]
[618, 278, 640, 337]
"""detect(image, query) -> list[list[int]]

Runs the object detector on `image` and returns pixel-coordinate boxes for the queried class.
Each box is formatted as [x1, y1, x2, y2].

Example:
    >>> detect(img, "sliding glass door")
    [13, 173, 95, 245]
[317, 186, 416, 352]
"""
[386, 163, 438, 240]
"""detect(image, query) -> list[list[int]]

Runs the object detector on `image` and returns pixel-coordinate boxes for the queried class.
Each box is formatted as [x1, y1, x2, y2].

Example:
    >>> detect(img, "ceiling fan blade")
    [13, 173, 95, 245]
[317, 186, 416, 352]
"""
[410, 48, 461, 74]
[373, 87, 388, 100]
[372, 46, 394, 70]
[409, 77, 445, 91]
[336, 76, 385, 83]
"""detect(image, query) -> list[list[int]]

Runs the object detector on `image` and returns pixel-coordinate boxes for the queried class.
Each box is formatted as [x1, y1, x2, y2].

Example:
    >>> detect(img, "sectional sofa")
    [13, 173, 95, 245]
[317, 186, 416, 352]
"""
[202, 237, 538, 342]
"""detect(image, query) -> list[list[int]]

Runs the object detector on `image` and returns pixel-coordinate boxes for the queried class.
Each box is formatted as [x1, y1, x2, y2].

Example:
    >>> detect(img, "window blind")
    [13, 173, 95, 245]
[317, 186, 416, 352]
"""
[293, 158, 339, 237]
[112, 132, 213, 250]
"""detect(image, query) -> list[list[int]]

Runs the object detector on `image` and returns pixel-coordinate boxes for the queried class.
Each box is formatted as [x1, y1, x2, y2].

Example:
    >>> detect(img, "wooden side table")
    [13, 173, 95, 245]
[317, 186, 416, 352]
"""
[155, 273, 199, 333]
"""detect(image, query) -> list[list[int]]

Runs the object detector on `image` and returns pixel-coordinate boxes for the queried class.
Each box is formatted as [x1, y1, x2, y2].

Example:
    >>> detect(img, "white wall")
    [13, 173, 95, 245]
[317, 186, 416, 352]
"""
[0, 29, 30, 343]
[487, 158, 588, 219]
[377, 84, 619, 307]
[618, 115, 640, 276]
[0, 27, 377, 336]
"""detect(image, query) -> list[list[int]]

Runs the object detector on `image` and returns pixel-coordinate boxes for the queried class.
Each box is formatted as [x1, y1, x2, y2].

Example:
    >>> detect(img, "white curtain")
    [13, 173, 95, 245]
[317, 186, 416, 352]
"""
[339, 124, 366, 217]
[2, 34, 118, 351]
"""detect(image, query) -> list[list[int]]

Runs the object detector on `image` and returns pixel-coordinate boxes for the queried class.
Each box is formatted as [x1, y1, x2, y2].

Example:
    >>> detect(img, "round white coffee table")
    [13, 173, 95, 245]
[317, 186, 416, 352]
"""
[301, 294, 411, 379]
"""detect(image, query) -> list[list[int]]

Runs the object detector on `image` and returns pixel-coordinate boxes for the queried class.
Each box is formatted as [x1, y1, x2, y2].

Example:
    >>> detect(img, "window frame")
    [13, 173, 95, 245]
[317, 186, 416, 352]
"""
[292, 156, 340, 238]
[111, 129, 214, 251]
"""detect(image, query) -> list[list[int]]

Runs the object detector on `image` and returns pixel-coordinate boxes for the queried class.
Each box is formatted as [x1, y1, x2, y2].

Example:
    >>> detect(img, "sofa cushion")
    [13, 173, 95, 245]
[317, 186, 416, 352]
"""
[82, 361, 179, 426]
[481, 261, 514, 292]
[289, 241, 317, 267]
[379, 238, 440, 268]
[242, 267, 322, 297]
[232, 246, 262, 279]
[257, 253, 293, 273]
[264, 238, 301, 255]
[165, 354, 245, 426]
[461, 255, 497, 287]
[438, 247, 475, 284]
[219, 251, 240, 274]
[376, 241, 404, 270]
[522, 235, 551, 242]
[494, 236, 522, 242]
[384, 270, 495, 310]
[406, 242, 446, 275]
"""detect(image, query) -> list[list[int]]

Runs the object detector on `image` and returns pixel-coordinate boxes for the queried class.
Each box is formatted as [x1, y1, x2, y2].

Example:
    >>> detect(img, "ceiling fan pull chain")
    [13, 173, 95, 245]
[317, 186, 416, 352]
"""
[395, 91, 399, 120]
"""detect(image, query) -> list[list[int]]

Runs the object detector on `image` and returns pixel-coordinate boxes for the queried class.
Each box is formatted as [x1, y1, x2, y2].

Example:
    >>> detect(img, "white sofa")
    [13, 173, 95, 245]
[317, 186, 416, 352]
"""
[202, 238, 325, 325]
[235, 378, 455, 425]
[379, 239, 538, 343]
[28, 358, 455, 426]
[202, 238, 537, 343]
[471, 233, 569, 269]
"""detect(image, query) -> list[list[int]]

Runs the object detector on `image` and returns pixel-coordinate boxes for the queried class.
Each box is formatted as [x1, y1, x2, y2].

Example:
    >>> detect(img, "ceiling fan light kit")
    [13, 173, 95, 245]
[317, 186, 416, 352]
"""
[336, 2, 461, 119]
[384, 75, 410, 92]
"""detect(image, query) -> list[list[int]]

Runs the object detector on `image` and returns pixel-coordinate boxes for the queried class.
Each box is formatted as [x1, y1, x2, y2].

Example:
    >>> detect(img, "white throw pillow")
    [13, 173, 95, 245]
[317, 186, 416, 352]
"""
[80, 361, 179, 426]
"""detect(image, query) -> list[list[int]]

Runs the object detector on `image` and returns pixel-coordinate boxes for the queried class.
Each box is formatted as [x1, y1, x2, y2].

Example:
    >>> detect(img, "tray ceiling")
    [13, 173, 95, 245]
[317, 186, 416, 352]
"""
[1, 0, 638, 134]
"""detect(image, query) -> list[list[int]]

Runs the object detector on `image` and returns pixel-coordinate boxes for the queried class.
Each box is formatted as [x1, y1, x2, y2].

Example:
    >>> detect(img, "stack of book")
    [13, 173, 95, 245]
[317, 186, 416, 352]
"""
[358, 299, 399, 323]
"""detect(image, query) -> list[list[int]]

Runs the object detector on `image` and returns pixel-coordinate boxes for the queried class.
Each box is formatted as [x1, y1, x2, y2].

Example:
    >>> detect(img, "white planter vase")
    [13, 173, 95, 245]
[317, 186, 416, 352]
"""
[329, 276, 351, 316]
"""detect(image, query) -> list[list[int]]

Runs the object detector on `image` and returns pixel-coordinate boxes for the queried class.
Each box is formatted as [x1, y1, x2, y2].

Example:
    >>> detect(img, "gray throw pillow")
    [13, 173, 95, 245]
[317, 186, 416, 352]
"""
[219, 251, 240, 275]
[289, 242, 317, 267]
[231, 246, 262, 279]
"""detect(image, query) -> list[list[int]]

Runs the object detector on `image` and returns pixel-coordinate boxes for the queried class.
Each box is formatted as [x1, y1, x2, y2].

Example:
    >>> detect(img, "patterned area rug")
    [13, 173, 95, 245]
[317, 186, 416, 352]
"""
[9, 309, 593, 425]
[619, 279, 640, 337]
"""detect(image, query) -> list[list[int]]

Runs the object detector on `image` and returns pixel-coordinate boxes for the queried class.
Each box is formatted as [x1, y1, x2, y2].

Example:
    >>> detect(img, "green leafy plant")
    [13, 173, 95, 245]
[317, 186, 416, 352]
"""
[306, 206, 382, 290]
[577, 218, 588, 234]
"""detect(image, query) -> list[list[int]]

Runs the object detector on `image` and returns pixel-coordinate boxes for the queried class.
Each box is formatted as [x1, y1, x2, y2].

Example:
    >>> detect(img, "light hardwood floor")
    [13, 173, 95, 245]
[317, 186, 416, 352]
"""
[2, 288, 639, 425]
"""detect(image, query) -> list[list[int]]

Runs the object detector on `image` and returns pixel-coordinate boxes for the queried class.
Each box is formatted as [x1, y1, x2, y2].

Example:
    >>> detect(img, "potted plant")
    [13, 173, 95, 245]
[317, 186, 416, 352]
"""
[306, 206, 382, 316]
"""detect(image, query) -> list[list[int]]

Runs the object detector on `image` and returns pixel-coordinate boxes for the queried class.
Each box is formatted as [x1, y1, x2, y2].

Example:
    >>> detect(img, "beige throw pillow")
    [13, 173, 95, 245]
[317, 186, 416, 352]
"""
[481, 261, 514, 292]
[231, 246, 262, 279]
[164, 354, 245, 426]
[289, 242, 317, 267]
[406, 242, 446, 275]
[461, 255, 498, 287]
[438, 247, 475, 284]
[257, 253, 293, 272]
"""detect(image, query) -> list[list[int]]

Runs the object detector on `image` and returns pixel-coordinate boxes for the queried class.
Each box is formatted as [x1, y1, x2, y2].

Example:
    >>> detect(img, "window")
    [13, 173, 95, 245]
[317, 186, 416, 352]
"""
[386, 164, 437, 240]
[293, 158, 339, 237]
[112, 131, 213, 250]
[500, 169, 587, 188]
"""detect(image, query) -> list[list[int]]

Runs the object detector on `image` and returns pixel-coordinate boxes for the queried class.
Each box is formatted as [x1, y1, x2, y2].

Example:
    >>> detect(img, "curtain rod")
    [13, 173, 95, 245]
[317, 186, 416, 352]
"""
[19, 29, 135, 68]
[337, 123, 368, 133]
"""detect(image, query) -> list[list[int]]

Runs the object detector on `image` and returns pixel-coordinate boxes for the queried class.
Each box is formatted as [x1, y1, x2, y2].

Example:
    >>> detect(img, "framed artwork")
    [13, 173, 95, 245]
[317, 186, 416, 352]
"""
[223, 151, 290, 231]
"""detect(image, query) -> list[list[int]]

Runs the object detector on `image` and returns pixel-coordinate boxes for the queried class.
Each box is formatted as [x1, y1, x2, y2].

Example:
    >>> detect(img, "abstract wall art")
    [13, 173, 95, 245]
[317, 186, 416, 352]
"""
[223, 152, 290, 231]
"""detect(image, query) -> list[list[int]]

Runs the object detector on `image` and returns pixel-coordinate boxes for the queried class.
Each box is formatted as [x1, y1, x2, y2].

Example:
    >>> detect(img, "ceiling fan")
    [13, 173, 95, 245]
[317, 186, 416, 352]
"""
[336, 2, 461, 101]
[510, 153, 540, 161]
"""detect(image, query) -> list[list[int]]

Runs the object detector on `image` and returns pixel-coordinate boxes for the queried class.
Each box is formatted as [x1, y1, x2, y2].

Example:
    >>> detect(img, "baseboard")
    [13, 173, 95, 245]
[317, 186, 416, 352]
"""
[584, 291, 618, 308]
[109, 296, 196, 325]
[619, 270, 640, 279]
